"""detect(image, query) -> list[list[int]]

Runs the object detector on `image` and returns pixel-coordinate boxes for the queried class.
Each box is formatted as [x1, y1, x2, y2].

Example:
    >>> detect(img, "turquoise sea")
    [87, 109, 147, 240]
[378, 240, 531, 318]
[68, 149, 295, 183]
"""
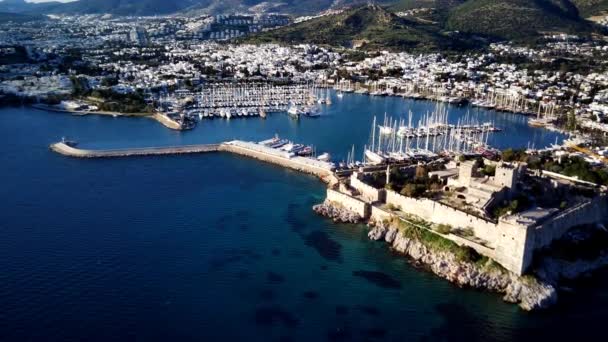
[2, 94, 607, 341]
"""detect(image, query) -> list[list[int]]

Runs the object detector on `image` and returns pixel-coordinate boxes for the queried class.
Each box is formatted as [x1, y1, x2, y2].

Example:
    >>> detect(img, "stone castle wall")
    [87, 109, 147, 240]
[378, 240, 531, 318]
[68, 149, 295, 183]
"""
[350, 173, 386, 203]
[533, 196, 608, 249]
[326, 189, 370, 219]
[324, 186, 607, 276]
[385, 190, 499, 244]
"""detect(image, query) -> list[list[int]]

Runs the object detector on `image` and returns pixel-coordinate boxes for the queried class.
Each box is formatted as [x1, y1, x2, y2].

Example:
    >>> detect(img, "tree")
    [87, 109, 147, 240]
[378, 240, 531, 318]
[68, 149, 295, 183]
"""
[566, 110, 577, 131]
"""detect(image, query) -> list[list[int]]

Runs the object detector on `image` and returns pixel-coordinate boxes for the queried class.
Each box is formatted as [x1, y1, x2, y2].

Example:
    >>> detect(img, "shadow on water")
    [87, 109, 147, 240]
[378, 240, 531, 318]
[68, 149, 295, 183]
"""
[422, 303, 488, 342]
[285, 203, 309, 233]
[335, 305, 349, 316]
[302, 290, 319, 300]
[208, 248, 262, 271]
[352, 270, 402, 289]
[304, 230, 343, 262]
[266, 271, 285, 284]
[327, 326, 353, 342]
[258, 289, 276, 301]
[254, 306, 300, 328]
[357, 305, 381, 317]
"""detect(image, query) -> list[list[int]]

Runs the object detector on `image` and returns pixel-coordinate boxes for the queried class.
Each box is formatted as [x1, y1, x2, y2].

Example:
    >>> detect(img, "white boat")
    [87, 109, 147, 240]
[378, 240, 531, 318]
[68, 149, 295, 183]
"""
[365, 150, 385, 164]
[287, 104, 300, 119]
[317, 152, 331, 162]
[379, 125, 393, 135]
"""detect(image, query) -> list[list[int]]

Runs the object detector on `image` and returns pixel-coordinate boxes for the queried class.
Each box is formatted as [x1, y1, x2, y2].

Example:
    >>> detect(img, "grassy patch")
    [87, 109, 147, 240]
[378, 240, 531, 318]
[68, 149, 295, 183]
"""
[391, 217, 482, 263]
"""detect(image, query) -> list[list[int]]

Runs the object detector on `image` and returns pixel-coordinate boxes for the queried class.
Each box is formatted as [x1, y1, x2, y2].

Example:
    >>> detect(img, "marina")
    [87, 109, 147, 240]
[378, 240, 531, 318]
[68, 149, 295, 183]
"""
[157, 83, 327, 122]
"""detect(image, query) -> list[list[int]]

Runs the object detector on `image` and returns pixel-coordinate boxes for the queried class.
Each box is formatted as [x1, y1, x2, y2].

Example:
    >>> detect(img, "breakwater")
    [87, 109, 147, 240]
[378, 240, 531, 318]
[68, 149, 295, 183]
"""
[50, 140, 337, 181]
[50, 142, 221, 158]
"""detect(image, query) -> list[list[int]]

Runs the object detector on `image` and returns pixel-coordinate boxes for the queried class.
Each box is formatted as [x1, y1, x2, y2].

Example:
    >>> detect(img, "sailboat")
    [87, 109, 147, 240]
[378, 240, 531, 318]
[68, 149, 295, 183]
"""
[364, 116, 386, 164]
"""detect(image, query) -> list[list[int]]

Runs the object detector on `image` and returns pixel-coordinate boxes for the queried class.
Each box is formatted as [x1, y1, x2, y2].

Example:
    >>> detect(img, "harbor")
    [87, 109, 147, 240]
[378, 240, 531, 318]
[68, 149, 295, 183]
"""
[157, 83, 328, 123]
[0, 100, 594, 342]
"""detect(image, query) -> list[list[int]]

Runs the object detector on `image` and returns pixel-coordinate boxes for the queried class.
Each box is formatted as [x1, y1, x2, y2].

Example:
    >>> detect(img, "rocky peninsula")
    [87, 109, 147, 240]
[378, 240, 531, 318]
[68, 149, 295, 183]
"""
[314, 200, 608, 311]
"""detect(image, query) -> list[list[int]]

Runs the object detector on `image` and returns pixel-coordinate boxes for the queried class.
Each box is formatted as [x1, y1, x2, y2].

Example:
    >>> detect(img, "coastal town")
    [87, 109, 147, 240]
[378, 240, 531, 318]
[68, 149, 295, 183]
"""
[2, 2, 608, 315]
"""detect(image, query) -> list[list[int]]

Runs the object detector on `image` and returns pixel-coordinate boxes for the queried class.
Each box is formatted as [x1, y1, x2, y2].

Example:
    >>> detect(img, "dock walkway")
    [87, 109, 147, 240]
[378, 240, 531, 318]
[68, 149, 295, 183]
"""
[50, 142, 220, 158]
[50, 140, 337, 181]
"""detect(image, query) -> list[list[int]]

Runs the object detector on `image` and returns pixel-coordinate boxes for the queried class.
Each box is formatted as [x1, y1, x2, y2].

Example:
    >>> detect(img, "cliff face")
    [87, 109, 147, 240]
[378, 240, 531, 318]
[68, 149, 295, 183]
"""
[368, 223, 558, 311]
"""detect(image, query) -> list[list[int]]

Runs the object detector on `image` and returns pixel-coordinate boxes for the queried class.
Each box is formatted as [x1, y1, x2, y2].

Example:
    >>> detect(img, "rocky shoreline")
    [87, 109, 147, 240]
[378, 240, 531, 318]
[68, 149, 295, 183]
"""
[312, 201, 362, 223]
[313, 201, 608, 311]
[367, 222, 557, 311]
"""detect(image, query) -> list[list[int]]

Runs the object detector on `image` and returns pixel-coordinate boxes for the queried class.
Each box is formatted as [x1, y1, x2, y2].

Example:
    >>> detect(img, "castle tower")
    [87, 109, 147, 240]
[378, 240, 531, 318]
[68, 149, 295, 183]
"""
[458, 160, 478, 186]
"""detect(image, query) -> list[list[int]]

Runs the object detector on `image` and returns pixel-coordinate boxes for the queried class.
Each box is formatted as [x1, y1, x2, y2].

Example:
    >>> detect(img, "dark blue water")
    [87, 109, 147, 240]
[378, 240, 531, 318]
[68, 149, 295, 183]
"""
[1, 97, 606, 342]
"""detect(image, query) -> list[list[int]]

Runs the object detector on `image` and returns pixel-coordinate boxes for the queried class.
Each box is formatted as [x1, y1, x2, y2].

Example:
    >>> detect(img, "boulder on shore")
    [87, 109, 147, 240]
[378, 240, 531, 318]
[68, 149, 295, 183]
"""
[313, 201, 362, 224]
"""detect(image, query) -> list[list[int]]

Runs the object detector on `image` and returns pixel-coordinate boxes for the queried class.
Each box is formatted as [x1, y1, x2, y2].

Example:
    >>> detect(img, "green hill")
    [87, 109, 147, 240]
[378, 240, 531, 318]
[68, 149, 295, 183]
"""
[246, 4, 477, 52]
[0, 11, 45, 23]
[571, 0, 608, 17]
[446, 0, 591, 39]
[389, 0, 464, 11]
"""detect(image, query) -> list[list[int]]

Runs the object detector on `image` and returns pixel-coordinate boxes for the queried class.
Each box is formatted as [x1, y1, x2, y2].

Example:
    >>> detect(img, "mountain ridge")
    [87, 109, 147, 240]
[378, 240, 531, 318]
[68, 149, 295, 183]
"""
[244, 4, 478, 51]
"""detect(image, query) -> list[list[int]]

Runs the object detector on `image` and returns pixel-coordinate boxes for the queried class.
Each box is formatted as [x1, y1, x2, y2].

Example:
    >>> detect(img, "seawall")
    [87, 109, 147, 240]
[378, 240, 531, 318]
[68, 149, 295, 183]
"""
[50, 142, 221, 158]
[153, 113, 184, 130]
[50, 140, 337, 183]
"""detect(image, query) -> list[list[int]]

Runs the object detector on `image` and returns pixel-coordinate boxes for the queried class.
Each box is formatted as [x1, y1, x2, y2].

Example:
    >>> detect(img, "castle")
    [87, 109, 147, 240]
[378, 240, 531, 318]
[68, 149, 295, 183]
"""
[324, 161, 607, 275]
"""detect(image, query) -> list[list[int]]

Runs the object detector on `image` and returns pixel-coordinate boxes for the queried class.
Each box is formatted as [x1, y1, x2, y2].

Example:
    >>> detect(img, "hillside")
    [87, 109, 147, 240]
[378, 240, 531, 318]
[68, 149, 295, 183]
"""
[389, 0, 464, 11]
[571, 0, 608, 17]
[245, 4, 477, 51]
[446, 0, 592, 39]
[0, 11, 45, 23]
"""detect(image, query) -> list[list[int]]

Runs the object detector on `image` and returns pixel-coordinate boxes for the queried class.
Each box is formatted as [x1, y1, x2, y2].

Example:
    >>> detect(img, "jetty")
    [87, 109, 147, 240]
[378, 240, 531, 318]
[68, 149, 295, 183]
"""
[50, 142, 221, 158]
[50, 140, 336, 180]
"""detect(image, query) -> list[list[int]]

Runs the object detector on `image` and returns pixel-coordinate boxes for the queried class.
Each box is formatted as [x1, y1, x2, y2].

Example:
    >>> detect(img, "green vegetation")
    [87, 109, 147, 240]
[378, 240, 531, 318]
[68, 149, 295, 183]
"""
[446, 0, 592, 40]
[571, 0, 608, 17]
[391, 217, 483, 263]
[435, 223, 453, 234]
[482, 164, 496, 177]
[541, 155, 608, 186]
[245, 4, 479, 52]
[492, 195, 531, 218]
[399, 175, 444, 198]
[89, 89, 151, 113]
[501, 148, 528, 163]
[511, 148, 608, 186]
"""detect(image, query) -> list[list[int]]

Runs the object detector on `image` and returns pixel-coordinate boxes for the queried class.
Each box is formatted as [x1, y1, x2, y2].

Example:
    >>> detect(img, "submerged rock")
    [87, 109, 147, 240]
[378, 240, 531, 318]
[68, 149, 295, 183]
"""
[313, 202, 361, 224]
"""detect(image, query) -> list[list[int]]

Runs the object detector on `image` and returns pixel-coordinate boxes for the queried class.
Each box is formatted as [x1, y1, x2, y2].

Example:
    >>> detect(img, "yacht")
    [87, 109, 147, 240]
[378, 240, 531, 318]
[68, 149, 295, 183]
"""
[317, 153, 331, 162]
